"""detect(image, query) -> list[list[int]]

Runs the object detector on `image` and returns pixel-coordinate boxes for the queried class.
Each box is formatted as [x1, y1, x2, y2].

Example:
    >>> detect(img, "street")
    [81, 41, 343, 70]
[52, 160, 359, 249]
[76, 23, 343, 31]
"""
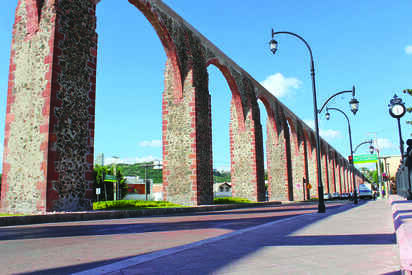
[0, 202, 345, 274]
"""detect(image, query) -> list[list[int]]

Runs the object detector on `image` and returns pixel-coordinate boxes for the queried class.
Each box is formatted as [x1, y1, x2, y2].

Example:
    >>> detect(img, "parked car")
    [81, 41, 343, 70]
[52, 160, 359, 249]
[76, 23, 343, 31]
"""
[324, 193, 332, 200]
[339, 193, 347, 200]
[358, 189, 373, 200]
[331, 192, 340, 200]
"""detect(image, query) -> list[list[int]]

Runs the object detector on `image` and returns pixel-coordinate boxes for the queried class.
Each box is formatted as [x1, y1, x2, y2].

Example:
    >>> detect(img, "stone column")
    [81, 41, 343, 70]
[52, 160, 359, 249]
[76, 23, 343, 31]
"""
[322, 144, 329, 195]
[265, 102, 290, 201]
[288, 121, 306, 201]
[338, 160, 343, 193]
[2, 0, 97, 213]
[306, 132, 318, 199]
[230, 78, 265, 202]
[162, 58, 213, 206]
[329, 150, 336, 193]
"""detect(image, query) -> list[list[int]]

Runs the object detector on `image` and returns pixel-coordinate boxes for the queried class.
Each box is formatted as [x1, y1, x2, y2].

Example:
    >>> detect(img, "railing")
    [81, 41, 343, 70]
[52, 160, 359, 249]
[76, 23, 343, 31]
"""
[396, 148, 412, 199]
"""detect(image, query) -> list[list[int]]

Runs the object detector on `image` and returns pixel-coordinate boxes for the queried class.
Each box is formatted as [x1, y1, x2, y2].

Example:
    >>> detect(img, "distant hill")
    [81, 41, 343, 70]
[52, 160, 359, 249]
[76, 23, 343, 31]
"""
[116, 163, 231, 184]
[117, 162, 162, 183]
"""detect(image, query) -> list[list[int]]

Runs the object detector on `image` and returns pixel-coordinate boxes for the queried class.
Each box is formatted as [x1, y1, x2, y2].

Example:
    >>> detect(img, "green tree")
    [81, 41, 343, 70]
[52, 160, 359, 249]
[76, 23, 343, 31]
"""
[403, 89, 412, 131]
[93, 165, 127, 201]
[118, 162, 162, 183]
[359, 167, 373, 182]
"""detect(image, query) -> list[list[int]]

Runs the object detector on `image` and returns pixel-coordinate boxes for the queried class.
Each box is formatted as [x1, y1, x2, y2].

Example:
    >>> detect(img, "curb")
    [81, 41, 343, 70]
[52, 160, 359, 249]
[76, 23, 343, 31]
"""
[390, 195, 412, 275]
[0, 201, 281, 227]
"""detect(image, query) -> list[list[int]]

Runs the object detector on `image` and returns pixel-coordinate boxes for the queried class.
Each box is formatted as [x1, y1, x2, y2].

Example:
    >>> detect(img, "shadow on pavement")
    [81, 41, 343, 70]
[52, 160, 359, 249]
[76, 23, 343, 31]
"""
[15, 202, 372, 274]
[0, 204, 346, 241]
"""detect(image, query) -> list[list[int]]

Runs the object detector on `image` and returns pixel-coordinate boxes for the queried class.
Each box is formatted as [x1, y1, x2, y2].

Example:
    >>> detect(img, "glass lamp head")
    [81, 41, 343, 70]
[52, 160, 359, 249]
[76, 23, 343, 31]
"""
[349, 97, 359, 115]
[269, 39, 278, 54]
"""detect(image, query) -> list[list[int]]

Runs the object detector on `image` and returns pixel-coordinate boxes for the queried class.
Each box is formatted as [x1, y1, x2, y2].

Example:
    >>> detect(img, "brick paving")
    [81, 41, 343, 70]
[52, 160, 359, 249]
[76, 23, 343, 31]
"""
[79, 200, 400, 275]
[0, 202, 343, 274]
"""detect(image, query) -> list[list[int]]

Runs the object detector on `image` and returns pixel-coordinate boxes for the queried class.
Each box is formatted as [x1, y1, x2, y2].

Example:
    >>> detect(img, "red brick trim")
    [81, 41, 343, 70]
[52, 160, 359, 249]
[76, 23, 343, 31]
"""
[207, 59, 245, 132]
[24, 0, 40, 39]
[1, 0, 23, 210]
[129, 0, 182, 102]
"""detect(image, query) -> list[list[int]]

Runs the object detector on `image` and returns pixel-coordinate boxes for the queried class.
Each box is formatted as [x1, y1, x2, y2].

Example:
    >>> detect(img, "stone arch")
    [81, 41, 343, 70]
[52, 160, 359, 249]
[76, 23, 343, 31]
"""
[303, 128, 315, 200]
[227, 76, 265, 202]
[126, 0, 183, 100]
[257, 96, 291, 201]
[206, 59, 245, 131]
[320, 140, 330, 194]
[285, 117, 306, 201]
[328, 149, 337, 193]
[1, 0, 193, 213]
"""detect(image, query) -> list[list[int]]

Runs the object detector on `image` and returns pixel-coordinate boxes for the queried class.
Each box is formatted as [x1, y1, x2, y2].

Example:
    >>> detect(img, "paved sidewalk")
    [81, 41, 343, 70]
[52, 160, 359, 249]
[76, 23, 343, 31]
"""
[391, 195, 412, 274]
[79, 200, 400, 275]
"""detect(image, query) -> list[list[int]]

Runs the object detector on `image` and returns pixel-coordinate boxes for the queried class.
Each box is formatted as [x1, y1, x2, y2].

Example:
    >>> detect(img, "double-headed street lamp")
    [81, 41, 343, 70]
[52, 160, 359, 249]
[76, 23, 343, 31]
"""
[325, 107, 359, 204]
[318, 86, 359, 115]
[353, 140, 374, 155]
[269, 29, 326, 213]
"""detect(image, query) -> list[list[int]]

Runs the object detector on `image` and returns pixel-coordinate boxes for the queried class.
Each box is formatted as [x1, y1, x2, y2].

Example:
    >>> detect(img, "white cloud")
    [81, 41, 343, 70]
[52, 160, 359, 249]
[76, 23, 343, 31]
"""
[303, 119, 341, 140]
[139, 140, 162, 148]
[374, 138, 395, 150]
[405, 45, 412, 55]
[320, 129, 341, 139]
[260, 73, 302, 98]
[215, 165, 230, 172]
[105, 155, 161, 165]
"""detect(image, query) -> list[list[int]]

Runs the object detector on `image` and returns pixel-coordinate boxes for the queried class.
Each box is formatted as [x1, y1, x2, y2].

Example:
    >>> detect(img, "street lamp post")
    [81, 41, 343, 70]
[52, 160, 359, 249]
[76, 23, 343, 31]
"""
[353, 140, 373, 155]
[388, 94, 411, 199]
[388, 95, 406, 159]
[318, 86, 359, 115]
[112, 156, 119, 200]
[142, 160, 163, 201]
[269, 29, 325, 213]
[326, 107, 358, 204]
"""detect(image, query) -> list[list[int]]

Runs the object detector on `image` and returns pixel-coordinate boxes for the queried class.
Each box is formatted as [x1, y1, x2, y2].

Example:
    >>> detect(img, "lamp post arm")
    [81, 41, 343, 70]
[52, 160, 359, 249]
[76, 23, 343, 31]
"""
[327, 107, 358, 203]
[327, 107, 351, 147]
[272, 29, 325, 212]
[353, 140, 373, 154]
[318, 89, 354, 114]
[272, 30, 314, 69]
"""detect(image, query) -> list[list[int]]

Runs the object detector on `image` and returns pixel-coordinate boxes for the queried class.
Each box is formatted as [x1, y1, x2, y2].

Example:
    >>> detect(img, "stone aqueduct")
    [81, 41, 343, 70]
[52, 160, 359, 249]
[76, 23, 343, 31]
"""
[1, 0, 365, 213]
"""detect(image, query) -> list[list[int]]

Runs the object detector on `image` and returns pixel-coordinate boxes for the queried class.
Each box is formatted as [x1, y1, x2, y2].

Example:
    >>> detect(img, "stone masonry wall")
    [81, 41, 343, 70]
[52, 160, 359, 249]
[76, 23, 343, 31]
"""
[230, 77, 265, 202]
[306, 132, 318, 198]
[48, 0, 97, 211]
[1, 0, 52, 213]
[265, 101, 290, 201]
[1, 0, 96, 213]
[287, 119, 306, 201]
[2, 0, 363, 211]
[328, 151, 336, 193]
[330, 153, 337, 193]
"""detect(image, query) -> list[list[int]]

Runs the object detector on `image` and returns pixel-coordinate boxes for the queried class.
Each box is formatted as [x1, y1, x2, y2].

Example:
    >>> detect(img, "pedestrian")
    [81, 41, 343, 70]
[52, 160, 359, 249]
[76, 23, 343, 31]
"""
[382, 189, 386, 198]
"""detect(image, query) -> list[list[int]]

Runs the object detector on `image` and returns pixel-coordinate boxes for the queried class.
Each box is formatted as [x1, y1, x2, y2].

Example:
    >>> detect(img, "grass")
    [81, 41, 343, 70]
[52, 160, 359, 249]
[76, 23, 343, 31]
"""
[213, 197, 253, 204]
[0, 213, 24, 217]
[93, 200, 184, 210]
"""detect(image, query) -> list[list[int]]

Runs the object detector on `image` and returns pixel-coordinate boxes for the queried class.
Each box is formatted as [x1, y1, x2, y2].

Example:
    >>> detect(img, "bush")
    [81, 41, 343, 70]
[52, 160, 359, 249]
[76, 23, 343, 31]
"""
[213, 197, 253, 204]
[93, 200, 183, 210]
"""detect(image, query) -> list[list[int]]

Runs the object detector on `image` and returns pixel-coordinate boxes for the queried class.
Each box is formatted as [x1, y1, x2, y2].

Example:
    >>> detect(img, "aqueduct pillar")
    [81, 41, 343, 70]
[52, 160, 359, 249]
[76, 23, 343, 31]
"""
[265, 100, 292, 201]
[230, 78, 265, 202]
[1, 0, 97, 213]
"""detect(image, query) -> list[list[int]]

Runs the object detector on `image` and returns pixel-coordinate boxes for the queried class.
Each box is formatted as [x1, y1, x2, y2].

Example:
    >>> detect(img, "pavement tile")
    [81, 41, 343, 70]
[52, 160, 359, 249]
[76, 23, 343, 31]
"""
[112, 200, 400, 275]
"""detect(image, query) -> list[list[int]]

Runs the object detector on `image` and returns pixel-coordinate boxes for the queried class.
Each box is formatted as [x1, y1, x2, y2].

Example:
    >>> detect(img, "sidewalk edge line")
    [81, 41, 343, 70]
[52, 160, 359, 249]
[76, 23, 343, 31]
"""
[73, 203, 353, 275]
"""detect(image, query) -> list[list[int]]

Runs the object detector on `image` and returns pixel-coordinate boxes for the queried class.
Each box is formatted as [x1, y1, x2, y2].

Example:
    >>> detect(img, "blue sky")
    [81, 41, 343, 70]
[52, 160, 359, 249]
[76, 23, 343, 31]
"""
[0, 1, 411, 171]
